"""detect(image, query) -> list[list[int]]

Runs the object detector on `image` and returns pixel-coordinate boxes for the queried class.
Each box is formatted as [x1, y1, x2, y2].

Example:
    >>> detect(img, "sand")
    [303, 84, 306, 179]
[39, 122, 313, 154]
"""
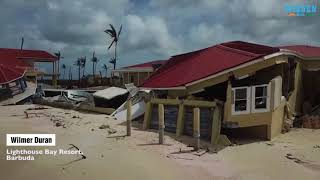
[0, 104, 319, 180]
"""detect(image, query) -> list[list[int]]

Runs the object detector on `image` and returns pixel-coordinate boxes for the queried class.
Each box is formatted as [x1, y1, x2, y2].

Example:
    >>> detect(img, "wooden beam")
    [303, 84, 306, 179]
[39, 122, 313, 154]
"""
[150, 98, 216, 108]
[193, 108, 200, 151]
[150, 98, 180, 106]
[142, 102, 152, 130]
[184, 99, 216, 108]
[126, 99, 132, 136]
[158, 104, 165, 144]
[176, 103, 185, 136]
[211, 106, 221, 145]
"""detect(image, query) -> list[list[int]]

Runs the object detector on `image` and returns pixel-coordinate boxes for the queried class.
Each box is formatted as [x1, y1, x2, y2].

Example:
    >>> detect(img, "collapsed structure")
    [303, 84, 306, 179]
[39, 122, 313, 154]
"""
[139, 41, 320, 142]
[0, 48, 57, 104]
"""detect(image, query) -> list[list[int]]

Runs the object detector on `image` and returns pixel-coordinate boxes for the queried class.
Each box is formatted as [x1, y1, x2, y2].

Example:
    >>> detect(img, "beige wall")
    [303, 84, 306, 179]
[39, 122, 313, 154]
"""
[121, 71, 151, 86]
[222, 59, 304, 139]
[269, 100, 286, 139]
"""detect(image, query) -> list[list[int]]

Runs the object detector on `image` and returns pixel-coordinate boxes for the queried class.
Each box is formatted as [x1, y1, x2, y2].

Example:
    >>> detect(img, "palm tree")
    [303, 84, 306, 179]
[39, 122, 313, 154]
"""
[61, 64, 66, 80]
[102, 64, 109, 77]
[20, 37, 24, 50]
[109, 57, 116, 71]
[54, 51, 63, 78]
[104, 24, 122, 70]
[69, 66, 72, 81]
[80, 56, 86, 78]
[91, 51, 99, 78]
[74, 58, 82, 86]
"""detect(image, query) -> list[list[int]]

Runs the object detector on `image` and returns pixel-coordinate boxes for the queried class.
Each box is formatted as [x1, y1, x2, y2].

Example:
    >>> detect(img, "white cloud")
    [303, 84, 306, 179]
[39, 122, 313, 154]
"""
[188, 23, 251, 48]
[124, 15, 181, 56]
[0, 0, 320, 73]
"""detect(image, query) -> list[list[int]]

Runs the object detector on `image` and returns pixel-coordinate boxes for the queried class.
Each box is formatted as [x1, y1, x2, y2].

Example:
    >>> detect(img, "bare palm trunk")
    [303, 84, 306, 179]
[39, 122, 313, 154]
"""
[92, 62, 94, 76]
[78, 66, 81, 86]
[114, 42, 117, 70]
[63, 69, 66, 80]
[99, 71, 103, 84]
[92, 62, 95, 81]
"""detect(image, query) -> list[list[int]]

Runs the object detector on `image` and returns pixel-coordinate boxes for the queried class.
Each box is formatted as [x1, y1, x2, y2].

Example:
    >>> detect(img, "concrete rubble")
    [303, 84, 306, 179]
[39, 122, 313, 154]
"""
[300, 105, 320, 129]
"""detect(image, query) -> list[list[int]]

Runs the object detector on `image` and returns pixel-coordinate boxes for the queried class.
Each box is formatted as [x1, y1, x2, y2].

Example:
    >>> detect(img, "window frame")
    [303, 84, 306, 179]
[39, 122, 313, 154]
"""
[231, 86, 251, 115]
[251, 84, 271, 113]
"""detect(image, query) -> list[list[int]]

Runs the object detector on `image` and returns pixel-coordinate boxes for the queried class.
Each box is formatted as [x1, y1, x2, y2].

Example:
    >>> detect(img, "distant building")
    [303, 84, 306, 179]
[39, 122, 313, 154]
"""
[112, 60, 166, 87]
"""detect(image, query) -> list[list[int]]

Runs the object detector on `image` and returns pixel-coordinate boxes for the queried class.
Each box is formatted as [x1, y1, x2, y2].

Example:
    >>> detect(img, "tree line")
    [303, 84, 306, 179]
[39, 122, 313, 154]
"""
[59, 24, 122, 86]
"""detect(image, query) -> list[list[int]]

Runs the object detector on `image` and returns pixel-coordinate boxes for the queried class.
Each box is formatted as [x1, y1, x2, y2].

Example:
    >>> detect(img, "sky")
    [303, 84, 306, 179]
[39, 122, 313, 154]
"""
[0, 0, 319, 78]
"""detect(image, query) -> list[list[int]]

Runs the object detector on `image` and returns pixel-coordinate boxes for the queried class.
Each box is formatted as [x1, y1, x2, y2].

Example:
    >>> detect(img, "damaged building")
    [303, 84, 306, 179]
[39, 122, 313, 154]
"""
[139, 41, 320, 143]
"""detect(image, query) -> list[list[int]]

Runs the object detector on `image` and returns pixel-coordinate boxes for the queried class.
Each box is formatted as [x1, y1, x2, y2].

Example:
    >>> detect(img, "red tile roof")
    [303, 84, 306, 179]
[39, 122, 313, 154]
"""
[124, 60, 167, 69]
[0, 64, 25, 85]
[0, 48, 57, 62]
[279, 45, 320, 58]
[141, 41, 280, 88]
[0, 48, 57, 84]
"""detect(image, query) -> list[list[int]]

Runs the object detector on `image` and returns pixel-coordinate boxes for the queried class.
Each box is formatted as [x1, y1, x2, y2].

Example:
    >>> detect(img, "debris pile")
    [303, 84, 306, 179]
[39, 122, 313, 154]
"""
[50, 116, 65, 128]
[93, 87, 128, 109]
[111, 84, 150, 121]
[301, 105, 320, 129]
[98, 124, 117, 135]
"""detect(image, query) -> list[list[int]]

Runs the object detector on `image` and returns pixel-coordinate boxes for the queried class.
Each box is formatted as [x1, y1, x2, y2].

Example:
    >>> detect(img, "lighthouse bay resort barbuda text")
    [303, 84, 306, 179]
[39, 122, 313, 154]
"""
[6, 148, 83, 160]
[6, 134, 83, 160]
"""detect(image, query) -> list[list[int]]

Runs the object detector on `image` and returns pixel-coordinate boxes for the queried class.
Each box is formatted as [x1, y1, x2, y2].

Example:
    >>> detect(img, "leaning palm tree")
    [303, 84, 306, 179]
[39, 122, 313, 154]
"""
[104, 24, 122, 70]
[61, 64, 66, 80]
[91, 51, 99, 78]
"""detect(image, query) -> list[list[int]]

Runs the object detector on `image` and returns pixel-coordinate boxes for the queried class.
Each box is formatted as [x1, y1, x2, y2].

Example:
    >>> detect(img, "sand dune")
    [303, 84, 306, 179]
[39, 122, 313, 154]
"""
[0, 105, 319, 180]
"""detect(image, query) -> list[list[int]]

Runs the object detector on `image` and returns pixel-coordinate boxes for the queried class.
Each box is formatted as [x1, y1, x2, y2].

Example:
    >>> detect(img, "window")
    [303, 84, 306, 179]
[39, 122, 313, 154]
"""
[231, 84, 271, 115]
[232, 87, 251, 115]
[252, 84, 270, 113]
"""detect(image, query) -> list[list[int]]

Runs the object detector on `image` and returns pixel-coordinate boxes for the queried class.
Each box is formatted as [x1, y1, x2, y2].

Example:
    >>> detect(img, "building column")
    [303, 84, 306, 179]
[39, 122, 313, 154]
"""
[224, 80, 232, 121]
[52, 61, 57, 88]
[127, 72, 130, 83]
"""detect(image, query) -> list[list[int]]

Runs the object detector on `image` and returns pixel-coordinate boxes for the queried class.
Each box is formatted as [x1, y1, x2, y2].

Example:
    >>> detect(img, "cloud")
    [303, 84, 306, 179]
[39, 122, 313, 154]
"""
[0, 0, 319, 77]
[123, 15, 181, 56]
[188, 23, 252, 47]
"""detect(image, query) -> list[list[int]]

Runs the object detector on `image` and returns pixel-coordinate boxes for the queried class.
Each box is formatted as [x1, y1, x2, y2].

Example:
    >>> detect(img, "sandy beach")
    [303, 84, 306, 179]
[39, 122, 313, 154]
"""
[0, 104, 319, 180]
